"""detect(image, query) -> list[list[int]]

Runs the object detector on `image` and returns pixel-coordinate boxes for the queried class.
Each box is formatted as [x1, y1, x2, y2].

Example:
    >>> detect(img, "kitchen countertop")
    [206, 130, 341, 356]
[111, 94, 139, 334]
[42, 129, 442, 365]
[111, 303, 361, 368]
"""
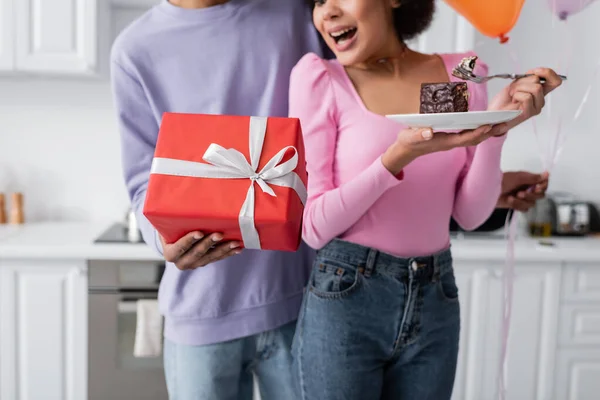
[0, 222, 599, 263]
[0, 222, 162, 261]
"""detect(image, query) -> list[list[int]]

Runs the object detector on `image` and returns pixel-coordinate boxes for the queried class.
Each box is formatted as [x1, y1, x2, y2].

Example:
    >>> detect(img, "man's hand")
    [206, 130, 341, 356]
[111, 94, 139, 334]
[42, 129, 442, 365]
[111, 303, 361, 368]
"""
[497, 171, 549, 212]
[160, 232, 242, 270]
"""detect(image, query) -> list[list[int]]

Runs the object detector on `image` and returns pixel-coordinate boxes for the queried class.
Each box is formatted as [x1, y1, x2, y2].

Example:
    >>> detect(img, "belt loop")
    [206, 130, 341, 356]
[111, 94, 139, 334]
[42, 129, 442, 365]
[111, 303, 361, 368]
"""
[432, 254, 440, 282]
[364, 248, 377, 278]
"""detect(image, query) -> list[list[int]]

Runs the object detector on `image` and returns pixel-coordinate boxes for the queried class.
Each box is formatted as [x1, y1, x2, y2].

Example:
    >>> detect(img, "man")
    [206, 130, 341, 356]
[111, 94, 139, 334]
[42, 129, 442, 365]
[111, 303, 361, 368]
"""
[110, 1, 324, 399]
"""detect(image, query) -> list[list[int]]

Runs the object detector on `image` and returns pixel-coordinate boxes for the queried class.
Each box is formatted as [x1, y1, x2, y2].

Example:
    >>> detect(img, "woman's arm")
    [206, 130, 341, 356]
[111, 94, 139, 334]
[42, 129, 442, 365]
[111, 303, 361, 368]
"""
[289, 54, 404, 250]
[451, 54, 508, 230]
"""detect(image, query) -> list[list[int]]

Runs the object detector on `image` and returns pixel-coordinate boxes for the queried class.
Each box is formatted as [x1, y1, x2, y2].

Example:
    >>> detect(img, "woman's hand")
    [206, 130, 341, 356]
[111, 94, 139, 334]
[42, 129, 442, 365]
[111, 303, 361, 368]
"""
[382, 124, 509, 175]
[489, 68, 563, 129]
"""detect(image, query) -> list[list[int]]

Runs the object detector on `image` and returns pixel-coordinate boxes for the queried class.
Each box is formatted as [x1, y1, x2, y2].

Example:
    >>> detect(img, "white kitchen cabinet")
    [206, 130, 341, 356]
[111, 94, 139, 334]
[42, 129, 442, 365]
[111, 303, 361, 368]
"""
[452, 261, 561, 400]
[555, 261, 600, 400]
[555, 349, 600, 400]
[0, 0, 159, 76]
[0, 0, 14, 70]
[14, 0, 97, 75]
[2, 223, 600, 400]
[0, 260, 88, 400]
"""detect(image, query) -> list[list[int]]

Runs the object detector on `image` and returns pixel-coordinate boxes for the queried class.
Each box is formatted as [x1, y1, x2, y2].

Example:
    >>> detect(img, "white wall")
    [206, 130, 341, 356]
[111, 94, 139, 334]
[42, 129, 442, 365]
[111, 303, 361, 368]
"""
[0, 78, 129, 223]
[0, 2, 150, 224]
[473, 0, 600, 204]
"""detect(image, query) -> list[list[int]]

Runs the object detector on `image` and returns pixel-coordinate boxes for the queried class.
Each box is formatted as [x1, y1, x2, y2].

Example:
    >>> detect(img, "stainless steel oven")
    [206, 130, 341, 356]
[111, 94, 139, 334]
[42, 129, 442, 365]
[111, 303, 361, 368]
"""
[88, 259, 168, 400]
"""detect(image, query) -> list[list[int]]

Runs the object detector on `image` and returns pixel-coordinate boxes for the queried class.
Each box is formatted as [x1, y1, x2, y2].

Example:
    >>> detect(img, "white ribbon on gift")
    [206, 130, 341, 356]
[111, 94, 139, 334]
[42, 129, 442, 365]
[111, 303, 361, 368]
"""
[149, 116, 307, 249]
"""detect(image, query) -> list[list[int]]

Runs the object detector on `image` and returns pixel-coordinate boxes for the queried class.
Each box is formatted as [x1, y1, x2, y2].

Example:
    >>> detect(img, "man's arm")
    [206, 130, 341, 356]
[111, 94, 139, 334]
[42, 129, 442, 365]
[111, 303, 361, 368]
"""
[450, 208, 511, 232]
[111, 59, 165, 255]
[450, 171, 549, 232]
[110, 56, 241, 268]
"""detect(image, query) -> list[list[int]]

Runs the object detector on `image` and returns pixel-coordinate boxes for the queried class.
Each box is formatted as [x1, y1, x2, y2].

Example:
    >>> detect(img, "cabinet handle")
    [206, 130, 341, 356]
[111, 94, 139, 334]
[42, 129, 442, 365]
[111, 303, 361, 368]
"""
[89, 286, 159, 295]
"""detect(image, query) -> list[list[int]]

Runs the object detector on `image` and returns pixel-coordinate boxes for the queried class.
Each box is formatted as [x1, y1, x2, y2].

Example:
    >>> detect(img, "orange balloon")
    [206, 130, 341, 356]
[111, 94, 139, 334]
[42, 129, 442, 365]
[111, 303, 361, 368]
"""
[444, 0, 525, 43]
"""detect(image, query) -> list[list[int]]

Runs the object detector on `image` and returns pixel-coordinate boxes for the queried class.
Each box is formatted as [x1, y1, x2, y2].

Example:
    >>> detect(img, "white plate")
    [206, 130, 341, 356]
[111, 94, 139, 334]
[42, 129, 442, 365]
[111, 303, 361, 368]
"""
[386, 110, 522, 131]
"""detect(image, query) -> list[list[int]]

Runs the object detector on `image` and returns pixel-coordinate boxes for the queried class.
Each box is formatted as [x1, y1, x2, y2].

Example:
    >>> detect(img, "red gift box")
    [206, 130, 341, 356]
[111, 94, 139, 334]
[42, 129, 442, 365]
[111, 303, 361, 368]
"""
[143, 113, 308, 252]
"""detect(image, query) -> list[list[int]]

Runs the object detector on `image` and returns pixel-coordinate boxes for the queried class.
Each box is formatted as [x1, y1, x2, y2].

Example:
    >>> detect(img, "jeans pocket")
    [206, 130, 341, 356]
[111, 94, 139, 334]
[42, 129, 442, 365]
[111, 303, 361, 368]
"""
[309, 259, 362, 300]
[437, 270, 459, 303]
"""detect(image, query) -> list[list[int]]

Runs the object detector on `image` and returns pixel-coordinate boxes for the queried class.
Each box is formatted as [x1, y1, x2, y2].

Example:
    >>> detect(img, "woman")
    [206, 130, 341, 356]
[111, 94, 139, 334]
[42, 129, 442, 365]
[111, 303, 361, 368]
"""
[288, 0, 562, 399]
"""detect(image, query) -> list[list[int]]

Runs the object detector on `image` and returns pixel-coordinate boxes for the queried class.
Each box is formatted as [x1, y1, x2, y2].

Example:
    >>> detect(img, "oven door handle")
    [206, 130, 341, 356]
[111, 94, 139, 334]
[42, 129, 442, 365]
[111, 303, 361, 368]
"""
[89, 286, 159, 296]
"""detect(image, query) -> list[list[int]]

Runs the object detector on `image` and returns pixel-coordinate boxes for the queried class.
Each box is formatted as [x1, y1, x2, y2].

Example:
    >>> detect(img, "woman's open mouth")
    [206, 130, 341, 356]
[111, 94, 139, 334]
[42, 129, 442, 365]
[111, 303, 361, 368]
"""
[329, 27, 358, 52]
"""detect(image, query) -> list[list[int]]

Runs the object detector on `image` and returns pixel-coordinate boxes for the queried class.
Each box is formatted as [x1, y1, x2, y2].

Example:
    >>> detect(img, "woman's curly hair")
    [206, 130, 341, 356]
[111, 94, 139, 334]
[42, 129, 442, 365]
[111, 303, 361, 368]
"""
[306, 0, 436, 43]
[393, 0, 436, 42]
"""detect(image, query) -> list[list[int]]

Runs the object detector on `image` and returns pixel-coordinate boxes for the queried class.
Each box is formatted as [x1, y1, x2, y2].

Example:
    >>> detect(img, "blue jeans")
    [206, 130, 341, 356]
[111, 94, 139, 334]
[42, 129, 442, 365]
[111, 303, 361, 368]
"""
[292, 239, 460, 400]
[164, 320, 297, 400]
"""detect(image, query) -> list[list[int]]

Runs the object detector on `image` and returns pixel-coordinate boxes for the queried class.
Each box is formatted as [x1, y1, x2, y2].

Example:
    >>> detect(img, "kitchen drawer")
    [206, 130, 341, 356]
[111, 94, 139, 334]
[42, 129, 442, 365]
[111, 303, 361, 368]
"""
[88, 260, 165, 288]
[555, 349, 600, 400]
[560, 304, 600, 346]
[562, 263, 600, 302]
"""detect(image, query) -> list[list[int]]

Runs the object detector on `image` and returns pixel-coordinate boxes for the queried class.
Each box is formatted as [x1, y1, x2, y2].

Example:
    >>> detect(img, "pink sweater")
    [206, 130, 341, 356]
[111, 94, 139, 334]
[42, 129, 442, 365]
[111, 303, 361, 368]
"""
[289, 52, 507, 257]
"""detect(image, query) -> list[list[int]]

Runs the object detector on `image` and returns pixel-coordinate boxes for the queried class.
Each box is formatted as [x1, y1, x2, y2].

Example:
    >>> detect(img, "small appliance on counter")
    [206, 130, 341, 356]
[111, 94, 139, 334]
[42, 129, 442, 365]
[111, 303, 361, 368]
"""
[528, 192, 600, 237]
[94, 209, 144, 244]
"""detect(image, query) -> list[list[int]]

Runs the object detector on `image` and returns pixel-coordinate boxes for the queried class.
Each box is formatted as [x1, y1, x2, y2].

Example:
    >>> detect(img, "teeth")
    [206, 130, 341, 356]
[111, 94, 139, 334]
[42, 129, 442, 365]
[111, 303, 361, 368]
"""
[330, 28, 355, 38]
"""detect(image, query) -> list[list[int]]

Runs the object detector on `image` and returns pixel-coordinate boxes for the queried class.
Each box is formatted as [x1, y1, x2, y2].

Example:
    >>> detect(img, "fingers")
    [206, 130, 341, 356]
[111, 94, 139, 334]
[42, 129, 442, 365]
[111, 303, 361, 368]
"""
[511, 91, 539, 118]
[516, 188, 545, 202]
[196, 242, 242, 268]
[507, 196, 536, 213]
[399, 123, 506, 156]
[425, 124, 496, 151]
[452, 124, 494, 146]
[175, 234, 242, 270]
[529, 67, 563, 95]
[504, 170, 549, 193]
[175, 233, 223, 269]
[510, 171, 544, 187]
[400, 127, 433, 143]
[529, 173, 549, 194]
[536, 176, 549, 192]
[487, 123, 510, 137]
[511, 82, 545, 114]
[420, 128, 434, 140]
[162, 231, 204, 263]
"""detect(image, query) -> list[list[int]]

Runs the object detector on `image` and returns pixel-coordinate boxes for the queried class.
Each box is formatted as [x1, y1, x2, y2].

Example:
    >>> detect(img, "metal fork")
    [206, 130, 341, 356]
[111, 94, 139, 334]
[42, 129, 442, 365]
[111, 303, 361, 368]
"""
[452, 65, 567, 84]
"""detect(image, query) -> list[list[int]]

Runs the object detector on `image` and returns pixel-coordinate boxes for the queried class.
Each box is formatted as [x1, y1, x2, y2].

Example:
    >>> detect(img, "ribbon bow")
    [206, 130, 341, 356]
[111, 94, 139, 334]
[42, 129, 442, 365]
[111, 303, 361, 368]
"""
[150, 116, 307, 249]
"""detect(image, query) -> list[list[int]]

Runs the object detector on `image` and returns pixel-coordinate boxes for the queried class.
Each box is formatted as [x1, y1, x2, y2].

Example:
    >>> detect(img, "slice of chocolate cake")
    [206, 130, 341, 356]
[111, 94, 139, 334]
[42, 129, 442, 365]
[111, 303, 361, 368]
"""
[419, 82, 469, 114]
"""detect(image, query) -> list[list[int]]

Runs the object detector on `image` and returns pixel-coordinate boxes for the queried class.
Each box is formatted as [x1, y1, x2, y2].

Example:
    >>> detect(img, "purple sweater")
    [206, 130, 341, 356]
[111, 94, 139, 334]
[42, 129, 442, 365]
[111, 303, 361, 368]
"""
[110, 0, 323, 345]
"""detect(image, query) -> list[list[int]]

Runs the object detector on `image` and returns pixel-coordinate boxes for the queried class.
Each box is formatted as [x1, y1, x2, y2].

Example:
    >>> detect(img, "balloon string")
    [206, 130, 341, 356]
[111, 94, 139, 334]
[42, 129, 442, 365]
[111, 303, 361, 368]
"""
[552, 20, 598, 169]
[563, 19, 574, 76]
[573, 56, 600, 122]
[496, 209, 518, 400]
[492, 43, 522, 400]
[495, 10, 595, 400]
[548, 118, 564, 173]
[506, 42, 548, 170]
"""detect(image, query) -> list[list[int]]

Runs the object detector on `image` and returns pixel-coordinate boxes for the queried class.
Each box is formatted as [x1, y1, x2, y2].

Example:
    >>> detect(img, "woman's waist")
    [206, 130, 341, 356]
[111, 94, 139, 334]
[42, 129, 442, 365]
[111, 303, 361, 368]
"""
[316, 238, 453, 282]
[338, 217, 453, 257]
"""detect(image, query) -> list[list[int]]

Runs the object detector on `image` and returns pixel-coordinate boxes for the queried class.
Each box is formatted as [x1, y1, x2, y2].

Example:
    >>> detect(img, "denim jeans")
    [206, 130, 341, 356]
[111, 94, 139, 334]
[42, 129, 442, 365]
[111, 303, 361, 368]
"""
[292, 239, 460, 400]
[164, 320, 297, 400]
